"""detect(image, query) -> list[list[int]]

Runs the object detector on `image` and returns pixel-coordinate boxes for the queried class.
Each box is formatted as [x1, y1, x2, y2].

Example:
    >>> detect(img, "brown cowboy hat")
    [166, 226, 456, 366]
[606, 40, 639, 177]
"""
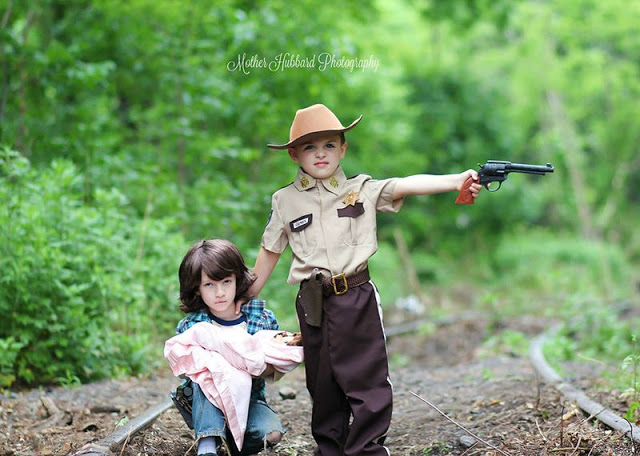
[267, 104, 362, 150]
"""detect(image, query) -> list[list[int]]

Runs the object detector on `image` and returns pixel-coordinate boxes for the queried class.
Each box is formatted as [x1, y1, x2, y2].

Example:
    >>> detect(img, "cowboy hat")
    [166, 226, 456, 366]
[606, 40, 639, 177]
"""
[267, 104, 362, 150]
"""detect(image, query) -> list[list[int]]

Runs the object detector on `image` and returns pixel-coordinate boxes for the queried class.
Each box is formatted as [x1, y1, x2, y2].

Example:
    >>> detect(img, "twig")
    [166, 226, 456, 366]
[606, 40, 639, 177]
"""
[90, 405, 123, 414]
[568, 436, 582, 456]
[574, 406, 606, 427]
[182, 441, 196, 456]
[409, 391, 512, 456]
[460, 442, 478, 456]
[535, 373, 542, 411]
[535, 418, 548, 442]
[118, 431, 131, 456]
[33, 396, 71, 431]
[623, 417, 637, 455]
[560, 405, 565, 447]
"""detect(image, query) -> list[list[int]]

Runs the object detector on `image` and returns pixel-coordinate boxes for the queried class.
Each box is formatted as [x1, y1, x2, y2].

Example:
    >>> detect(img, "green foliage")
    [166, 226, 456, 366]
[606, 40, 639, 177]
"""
[0, 148, 187, 386]
[1, 0, 639, 389]
[479, 330, 530, 358]
[541, 334, 576, 378]
[621, 334, 639, 422]
[488, 230, 632, 312]
[368, 242, 406, 306]
[546, 310, 640, 421]
[0, 337, 26, 388]
[417, 0, 522, 31]
[554, 309, 636, 362]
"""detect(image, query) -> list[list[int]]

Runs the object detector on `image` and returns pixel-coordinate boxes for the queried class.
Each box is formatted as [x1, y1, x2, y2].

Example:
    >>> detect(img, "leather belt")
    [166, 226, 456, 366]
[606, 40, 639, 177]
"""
[322, 268, 370, 296]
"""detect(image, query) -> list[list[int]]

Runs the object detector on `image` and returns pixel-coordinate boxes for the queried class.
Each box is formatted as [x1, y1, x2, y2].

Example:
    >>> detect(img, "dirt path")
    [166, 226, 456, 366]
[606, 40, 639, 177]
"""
[1, 316, 636, 455]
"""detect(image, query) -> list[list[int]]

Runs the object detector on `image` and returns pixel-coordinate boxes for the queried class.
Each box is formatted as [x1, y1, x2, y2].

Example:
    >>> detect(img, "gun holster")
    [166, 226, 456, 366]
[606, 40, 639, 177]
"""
[171, 379, 194, 429]
[298, 269, 324, 327]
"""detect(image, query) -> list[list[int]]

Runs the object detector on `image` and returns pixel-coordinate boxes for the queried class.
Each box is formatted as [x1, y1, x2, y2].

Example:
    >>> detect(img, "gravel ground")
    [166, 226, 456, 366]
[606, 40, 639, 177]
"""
[1, 315, 637, 456]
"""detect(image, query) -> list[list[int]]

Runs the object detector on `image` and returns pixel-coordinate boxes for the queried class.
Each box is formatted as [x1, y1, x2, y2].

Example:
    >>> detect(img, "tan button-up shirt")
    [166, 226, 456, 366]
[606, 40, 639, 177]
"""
[262, 166, 403, 284]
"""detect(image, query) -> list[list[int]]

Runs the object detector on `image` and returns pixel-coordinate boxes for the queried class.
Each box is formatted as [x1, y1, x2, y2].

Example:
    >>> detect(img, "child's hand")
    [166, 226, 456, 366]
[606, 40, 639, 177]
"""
[273, 331, 304, 346]
[459, 169, 483, 198]
[286, 332, 303, 346]
[234, 299, 245, 315]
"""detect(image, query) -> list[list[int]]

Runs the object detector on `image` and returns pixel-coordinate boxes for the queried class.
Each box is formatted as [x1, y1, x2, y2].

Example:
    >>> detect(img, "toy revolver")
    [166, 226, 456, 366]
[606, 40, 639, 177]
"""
[456, 160, 554, 204]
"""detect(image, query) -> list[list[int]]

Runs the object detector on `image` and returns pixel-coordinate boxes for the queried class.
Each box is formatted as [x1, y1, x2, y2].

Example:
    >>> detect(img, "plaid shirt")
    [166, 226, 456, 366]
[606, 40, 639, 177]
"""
[175, 298, 279, 335]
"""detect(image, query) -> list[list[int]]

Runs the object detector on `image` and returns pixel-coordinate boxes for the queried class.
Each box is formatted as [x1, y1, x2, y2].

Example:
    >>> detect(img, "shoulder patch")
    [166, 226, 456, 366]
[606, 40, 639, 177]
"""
[266, 209, 273, 227]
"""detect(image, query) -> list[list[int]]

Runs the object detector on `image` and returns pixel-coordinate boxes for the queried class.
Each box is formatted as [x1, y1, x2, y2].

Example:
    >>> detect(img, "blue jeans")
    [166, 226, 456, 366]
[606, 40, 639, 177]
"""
[191, 382, 285, 455]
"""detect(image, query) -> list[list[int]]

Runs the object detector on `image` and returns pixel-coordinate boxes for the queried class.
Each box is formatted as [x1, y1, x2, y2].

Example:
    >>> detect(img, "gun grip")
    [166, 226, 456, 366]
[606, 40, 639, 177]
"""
[455, 177, 475, 205]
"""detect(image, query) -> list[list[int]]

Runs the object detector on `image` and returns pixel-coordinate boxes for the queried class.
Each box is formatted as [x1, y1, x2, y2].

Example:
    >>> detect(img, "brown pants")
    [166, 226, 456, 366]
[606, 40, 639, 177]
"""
[296, 281, 392, 456]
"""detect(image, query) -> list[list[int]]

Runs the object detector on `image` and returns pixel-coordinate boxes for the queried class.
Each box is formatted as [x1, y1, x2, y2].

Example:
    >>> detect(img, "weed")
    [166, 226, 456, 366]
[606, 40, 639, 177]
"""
[621, 334, 640, 422]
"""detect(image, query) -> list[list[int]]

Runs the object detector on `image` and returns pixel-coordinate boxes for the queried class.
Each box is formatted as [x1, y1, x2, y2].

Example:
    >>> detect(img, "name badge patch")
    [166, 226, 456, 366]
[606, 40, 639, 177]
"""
[290, 214, 313, 232]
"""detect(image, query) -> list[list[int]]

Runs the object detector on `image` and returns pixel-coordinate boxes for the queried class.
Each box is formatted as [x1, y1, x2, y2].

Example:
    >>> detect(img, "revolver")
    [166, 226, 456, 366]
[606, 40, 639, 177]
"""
[456, 160, 554, 204]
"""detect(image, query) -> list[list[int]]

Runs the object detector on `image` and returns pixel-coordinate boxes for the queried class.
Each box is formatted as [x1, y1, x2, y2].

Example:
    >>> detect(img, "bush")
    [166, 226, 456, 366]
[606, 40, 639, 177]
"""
[0, 148, 187, 387]
[488, 229, 632, 313]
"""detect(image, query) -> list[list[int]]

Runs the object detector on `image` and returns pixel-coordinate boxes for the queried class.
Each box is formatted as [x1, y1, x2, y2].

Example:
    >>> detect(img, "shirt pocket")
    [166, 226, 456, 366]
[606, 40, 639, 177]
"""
[288, 214, 316, 257]
[337, 202, 370, 246]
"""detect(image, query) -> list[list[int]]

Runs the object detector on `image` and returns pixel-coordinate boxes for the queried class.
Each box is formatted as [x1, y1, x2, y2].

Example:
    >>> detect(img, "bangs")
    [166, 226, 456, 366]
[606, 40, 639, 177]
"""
[195, 240, 244, 281]
[199, 255, 236, 281]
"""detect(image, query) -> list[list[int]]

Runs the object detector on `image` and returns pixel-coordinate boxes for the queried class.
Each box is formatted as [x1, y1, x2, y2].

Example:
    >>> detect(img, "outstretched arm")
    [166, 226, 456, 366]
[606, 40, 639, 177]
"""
[392, 169, 482, 199]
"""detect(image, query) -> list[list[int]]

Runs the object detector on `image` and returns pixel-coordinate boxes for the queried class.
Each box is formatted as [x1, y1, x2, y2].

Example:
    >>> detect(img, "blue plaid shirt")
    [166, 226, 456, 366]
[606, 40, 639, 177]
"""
[175, 298, 279, 335]
[174, 298, 279, 405]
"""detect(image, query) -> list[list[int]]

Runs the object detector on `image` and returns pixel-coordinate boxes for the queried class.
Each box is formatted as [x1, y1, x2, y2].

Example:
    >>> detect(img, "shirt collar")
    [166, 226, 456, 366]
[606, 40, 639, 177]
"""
[293, 166, 347, 195]
[209, 312, 247, 326]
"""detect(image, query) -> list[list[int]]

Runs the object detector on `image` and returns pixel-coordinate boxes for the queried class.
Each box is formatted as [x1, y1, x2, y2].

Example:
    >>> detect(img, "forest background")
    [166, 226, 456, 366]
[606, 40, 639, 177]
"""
[1, 0, 638, 413]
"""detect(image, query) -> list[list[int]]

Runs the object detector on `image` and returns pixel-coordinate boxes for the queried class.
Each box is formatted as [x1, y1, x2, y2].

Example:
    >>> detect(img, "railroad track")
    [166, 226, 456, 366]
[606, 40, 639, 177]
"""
[71, 318, 640, 455]
[530, 324, 640, 444]
[72, 398, 173, 455]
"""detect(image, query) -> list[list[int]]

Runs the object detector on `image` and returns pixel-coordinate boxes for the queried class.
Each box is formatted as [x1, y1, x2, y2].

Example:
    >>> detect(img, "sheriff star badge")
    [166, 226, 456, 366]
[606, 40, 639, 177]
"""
[342, 191, 359, 206]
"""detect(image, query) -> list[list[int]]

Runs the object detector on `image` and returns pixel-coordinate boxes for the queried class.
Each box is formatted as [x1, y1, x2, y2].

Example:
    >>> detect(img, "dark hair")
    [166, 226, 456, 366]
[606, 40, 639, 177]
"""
[178, 239, 256, 313]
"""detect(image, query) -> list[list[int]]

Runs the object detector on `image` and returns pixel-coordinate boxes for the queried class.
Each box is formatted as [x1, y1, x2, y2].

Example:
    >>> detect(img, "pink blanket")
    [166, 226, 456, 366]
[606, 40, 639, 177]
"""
[164, 323, 304, 450]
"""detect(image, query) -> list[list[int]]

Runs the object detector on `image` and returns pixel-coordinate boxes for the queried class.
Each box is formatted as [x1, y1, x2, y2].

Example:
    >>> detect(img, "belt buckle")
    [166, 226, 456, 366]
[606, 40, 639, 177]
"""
[331, 273, 348, 295]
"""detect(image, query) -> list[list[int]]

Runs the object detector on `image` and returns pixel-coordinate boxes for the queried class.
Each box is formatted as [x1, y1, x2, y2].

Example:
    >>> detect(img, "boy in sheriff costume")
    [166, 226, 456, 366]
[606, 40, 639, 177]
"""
[247, 104, 482, 455]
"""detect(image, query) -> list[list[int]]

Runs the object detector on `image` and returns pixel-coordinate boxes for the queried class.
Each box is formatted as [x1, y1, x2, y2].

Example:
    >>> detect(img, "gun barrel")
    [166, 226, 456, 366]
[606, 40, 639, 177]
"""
[505, 162, 554, 174]
[483, 160, 554, 175]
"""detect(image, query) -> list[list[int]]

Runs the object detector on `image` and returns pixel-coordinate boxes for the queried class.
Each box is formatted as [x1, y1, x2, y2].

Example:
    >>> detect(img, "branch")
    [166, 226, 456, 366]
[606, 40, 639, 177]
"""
[409, 391, 512, 456]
